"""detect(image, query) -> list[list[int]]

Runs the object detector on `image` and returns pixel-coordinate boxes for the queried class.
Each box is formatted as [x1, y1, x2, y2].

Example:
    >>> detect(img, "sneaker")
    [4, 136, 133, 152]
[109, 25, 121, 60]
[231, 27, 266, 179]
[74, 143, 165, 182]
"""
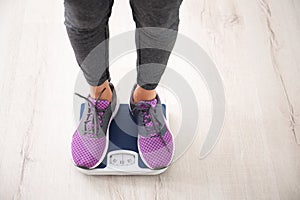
[71, 82, 118, 169]
[129, 84, 175, 170]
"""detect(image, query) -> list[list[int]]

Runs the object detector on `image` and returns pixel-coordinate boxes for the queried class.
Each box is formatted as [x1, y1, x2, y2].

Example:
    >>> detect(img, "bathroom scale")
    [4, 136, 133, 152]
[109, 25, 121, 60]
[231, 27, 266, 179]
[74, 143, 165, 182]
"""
[75, 103, 169, 175]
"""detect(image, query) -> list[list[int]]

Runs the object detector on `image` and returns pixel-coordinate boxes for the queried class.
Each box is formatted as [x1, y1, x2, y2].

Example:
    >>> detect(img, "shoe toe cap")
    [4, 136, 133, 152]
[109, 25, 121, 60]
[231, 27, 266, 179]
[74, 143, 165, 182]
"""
[139, 131, 174, 169]
[71, 131, 107, 169]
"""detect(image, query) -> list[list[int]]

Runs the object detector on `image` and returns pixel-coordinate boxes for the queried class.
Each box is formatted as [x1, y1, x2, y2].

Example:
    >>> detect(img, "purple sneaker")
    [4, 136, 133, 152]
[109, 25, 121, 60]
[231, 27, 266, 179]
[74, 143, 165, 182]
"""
[71, 83, 118, 169]
[129, 84, 175, 170]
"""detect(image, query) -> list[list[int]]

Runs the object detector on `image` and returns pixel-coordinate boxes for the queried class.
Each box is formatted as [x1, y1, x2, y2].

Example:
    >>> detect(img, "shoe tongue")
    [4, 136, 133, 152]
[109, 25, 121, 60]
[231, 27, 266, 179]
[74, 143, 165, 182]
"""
[141, 98, 157, 108]
[88, 97, 110, 109]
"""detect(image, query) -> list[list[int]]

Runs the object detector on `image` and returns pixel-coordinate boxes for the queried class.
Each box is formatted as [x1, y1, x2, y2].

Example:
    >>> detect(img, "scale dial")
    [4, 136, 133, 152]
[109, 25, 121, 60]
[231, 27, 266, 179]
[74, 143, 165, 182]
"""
[109, 153, 136, 166]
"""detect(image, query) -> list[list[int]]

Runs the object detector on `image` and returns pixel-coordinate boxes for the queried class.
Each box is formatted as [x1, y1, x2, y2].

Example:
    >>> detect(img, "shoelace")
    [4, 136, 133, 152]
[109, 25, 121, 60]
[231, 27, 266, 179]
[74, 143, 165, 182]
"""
[133, 102, 170, 152]
[75, 88, 107, 137]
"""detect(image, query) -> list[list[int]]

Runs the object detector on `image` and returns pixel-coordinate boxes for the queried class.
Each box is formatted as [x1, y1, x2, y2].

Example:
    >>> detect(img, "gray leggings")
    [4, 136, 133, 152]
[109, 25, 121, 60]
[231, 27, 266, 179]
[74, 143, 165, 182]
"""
[64, 0, 183, 90]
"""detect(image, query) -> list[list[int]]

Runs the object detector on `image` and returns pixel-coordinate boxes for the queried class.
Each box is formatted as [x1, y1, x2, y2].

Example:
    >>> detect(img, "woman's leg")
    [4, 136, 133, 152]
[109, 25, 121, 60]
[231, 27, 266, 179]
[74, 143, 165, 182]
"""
[129, 0, 183, 102]
[129, 0, 183, 169]
[64, 0, 114, 100]
[65, 0, 118, 169]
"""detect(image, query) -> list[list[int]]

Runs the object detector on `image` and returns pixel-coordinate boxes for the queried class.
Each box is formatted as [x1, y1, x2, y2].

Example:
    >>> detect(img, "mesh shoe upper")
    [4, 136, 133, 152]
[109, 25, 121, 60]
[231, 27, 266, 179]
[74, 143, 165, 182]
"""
[129, 84, 174, 169]
[71, 83, 117, 169]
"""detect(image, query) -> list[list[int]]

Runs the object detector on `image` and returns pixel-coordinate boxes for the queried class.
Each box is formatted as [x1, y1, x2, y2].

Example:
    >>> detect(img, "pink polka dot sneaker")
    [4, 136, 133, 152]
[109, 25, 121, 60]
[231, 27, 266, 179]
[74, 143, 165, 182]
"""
[129, 84, 175, 170]
[71, 83, 118, 169]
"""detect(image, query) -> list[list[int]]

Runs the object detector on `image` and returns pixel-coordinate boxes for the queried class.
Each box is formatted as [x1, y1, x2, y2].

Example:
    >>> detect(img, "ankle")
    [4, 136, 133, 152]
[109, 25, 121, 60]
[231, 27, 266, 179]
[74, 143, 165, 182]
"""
[90, 80, 112, 102]
[133, 85, 156, 103]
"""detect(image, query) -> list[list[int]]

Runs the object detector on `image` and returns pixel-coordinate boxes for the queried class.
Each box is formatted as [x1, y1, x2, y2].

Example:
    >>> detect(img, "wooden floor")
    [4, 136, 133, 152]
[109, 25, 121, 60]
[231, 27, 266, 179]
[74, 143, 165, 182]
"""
[1, 0, 300, 199]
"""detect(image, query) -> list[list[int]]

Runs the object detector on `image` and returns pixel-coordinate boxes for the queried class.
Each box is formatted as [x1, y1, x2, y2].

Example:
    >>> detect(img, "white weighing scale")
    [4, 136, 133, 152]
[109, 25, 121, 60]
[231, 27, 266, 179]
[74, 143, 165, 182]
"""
[74, 102, 169, 175]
